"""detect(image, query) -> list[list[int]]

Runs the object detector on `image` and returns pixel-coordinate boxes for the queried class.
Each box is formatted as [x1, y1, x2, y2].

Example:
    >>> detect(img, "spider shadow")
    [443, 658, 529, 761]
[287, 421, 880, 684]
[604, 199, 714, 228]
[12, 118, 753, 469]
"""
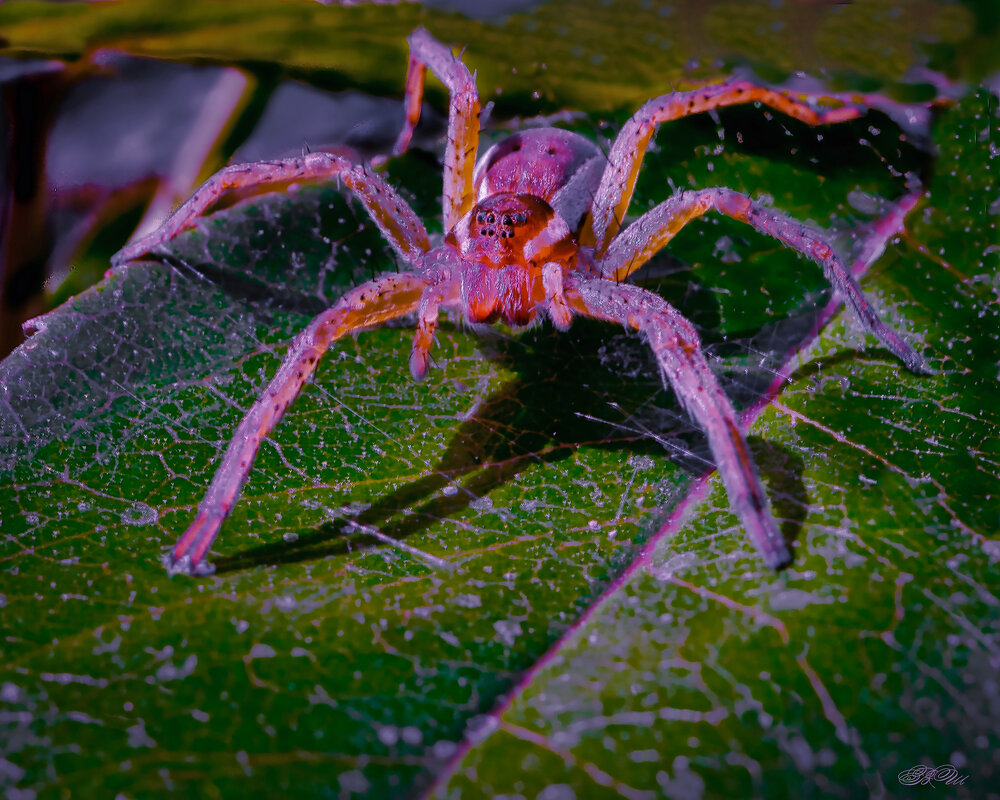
[213, 291, 812, 574]
[214, 319, 672, 573]
[158, 253, 332, 317]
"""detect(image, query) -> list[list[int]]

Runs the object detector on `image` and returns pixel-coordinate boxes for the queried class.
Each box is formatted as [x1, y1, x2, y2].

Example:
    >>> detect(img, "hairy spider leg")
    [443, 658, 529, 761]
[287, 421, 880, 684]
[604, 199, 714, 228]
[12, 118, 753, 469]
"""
[562, 274, 791, 569]
[587, 80, 868, 253]
[392, 27, 481, 231]
[166, 271, 439, 576]
[599, 187, 929, 374]
[541, 262, 573, 330]
[409, 271, 463, 380]
[112, 154, 430, 266]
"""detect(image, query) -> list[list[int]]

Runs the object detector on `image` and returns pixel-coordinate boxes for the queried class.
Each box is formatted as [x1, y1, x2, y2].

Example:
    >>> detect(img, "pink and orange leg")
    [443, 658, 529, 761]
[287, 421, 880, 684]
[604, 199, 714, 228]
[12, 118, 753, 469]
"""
[563, 274, 791, 569]
[137, 28, 485, 575]
[392, 27, 481, 231]
[588, 80, 869, 252]
[167, 271, 438, 575]
[409, 273, 463, 380]
[598, 187, 929, 373]
[113, 153, 431, 266]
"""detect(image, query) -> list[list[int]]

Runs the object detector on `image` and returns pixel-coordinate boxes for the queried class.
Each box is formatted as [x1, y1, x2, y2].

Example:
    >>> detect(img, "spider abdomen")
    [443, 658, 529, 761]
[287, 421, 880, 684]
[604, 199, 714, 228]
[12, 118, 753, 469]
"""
[473, 129, 606, 235]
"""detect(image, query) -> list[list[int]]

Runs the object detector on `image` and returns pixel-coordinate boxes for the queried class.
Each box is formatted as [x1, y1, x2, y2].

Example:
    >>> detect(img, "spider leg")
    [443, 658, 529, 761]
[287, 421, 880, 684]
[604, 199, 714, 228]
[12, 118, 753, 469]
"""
[392, 27, 481, 231]
[409, 274, 462, 380]
[541, 262, 572, 330]
[562, 274, 791, 569]
[589, 81, 868, 252]
[599, 187, 929, 374]
[112, 153, 430, 266]
[167, 271, 438, 576]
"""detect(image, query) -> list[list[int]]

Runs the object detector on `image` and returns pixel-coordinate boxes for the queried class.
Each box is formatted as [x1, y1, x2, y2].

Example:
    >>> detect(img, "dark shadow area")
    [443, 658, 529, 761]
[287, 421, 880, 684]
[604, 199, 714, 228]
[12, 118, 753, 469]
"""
[157, 253, 333, 317]
[214, 316, 680, 572]
[748, 436, 810, 560]
[638, 104, 931, 190]
[782, 343, 911, 386]
[212, 300, 813, 574]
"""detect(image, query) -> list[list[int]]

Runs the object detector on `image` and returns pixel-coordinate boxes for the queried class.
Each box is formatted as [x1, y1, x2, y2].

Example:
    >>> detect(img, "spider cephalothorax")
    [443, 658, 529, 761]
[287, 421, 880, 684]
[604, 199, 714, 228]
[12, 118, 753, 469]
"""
[459, 193, 573, 264]
[112, 28, 929, 576]
[453, 193, 579, 325]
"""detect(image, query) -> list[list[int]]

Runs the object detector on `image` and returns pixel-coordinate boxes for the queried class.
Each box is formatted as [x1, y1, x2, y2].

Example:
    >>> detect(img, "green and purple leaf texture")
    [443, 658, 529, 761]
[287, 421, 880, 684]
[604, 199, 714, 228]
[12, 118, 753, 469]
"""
[0, 41, 997, 800]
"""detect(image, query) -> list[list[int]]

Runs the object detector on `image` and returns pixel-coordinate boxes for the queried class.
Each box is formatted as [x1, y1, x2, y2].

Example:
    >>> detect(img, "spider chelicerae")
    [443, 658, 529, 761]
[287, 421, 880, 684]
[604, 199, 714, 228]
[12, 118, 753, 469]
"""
[112, 28, 929, 576]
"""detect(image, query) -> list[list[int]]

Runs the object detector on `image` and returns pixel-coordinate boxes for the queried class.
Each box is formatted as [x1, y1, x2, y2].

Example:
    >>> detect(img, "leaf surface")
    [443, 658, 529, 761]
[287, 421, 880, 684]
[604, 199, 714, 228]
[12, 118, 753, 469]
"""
[1, 6, 997, 798]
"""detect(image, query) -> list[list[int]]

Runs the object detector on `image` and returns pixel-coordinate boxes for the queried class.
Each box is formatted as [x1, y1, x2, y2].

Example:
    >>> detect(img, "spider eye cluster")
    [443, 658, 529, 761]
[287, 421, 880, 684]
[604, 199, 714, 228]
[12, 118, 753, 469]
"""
[475, 209, 528, 239]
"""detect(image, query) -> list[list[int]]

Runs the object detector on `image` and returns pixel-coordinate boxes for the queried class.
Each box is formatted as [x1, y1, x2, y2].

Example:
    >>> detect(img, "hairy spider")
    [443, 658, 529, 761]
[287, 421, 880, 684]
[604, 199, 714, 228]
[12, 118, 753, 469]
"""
[113, 28, 928, 576]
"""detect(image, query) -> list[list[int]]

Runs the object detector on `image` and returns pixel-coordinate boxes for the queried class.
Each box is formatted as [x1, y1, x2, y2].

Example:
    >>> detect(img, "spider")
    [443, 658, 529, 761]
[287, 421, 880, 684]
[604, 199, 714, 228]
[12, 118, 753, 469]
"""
[112, 28, 928, 576]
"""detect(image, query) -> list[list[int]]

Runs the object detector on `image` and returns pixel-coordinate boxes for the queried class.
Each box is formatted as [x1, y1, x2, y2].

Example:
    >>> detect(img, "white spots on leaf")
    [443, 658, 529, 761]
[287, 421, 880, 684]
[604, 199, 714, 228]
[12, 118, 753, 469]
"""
[120, 503, 158, 527]
[0, 757, 25, 784]
[376, 724, 422, 748]
[768, 588, 834, 612]
[40, 672, 108, 687]
[248, 643, 275, 659]
[338, 770, 370, 795]
[493, 619, 522, 647]
[847, 189, 885, 215]
[538, 786, 576, 800]
[469, 496, 494, 512]
[713, 235, 743, 264]
[401, 726, 423, 745]
[464, 714, 499, 746]
[656, 756, 706, 799]
[0, 683, 21, 703]
[981, 539, 1000, 561]
[432, 739, 457, 759]
[651, 551, 699, 579]
[268, 594, 297, 613]
[92, 631, 121, 655]
[155, 654, 197, 682]
[783, 734, 822, 772]
[126, 721, 157, 749]
[454, 593, 482, 609]
[376, 725, 398, 746]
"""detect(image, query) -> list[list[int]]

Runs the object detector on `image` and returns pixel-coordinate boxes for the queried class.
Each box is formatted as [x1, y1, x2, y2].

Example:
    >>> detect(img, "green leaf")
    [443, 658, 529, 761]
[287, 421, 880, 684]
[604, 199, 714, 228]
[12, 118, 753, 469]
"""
[2, 11, 997, 799]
